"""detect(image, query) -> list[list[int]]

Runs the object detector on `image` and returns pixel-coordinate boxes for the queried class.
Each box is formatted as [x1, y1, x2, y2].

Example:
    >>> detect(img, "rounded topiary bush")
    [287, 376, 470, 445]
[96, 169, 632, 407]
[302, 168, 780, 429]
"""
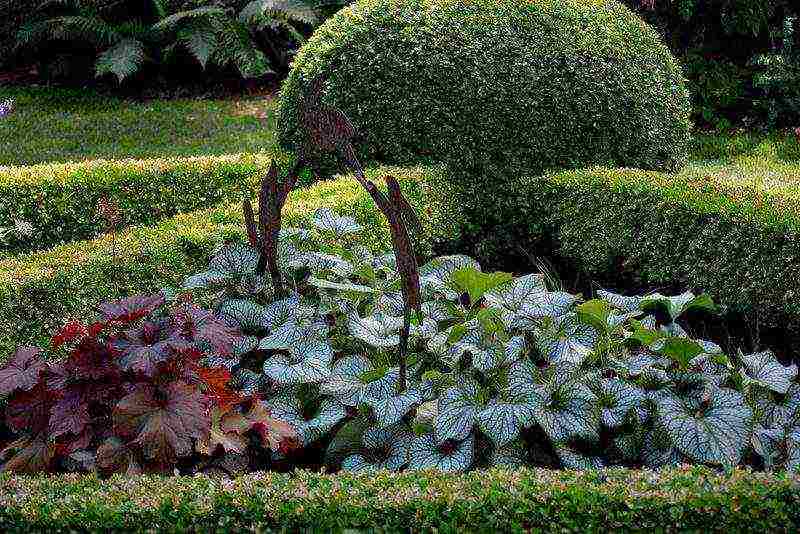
[277, 0, 692, 176]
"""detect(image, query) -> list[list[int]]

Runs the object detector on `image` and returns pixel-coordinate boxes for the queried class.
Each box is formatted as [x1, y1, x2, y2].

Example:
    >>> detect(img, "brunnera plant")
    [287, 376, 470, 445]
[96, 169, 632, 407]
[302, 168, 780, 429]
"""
[0, 293, 296, 475]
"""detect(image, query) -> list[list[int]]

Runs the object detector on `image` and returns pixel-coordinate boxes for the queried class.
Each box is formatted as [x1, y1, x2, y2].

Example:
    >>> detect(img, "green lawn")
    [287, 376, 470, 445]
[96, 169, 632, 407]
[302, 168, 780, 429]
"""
[0, 87, 278, 166]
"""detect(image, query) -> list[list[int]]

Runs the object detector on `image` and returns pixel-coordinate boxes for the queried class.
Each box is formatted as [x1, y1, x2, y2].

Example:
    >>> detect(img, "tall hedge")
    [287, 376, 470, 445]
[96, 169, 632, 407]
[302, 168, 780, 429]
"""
[278, 0, 691, 176]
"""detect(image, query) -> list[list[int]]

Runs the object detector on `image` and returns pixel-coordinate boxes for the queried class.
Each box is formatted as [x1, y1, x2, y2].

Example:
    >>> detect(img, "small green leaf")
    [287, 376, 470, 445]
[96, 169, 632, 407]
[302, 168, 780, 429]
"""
[451, 267, 512, 304]
[576, 299, 612, 332]
[447, 324, 468, 344]
[652, 337, 704, 369]
[359, 367, 389, 384]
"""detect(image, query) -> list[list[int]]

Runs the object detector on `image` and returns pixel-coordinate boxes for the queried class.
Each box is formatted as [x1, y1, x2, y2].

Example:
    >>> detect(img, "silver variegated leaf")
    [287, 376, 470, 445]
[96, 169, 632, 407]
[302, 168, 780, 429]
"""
[597, 378, 646, 428]
[360, 425, 414, 471]
[341, 454, 376, 473]
[536, 314, 597, 366]
[184, 243, 260, 289]
[435, 384, 478, 442]
[312, 208, 361, 236]
[308, 277, 377, 296]
[739, 350, 798, 395]
[448, 327, 504, 372]
[533, 379, 600, 443]
[485, 273, 548, 312]
[361, 368, 399, 405]
[655, 388, 753, 466]
[303, 398, 348, 442]
[230, 368, 262, 396]
[320, 355, 373, 407]
[419, 255, 481, 300]
[348, 312, 403, 348]
[489, 440, 528, 468]
[291, 252, 354, 277]
[408, 433, 475, 472]
[509, 292, 579, 330]
[258, 321, 328, 352]
[597, 289, 641, 313]
[218, 299, 266, 331]
[262, 353, 330, 385]
[642, 426, 683, 468]
[262, 293, 315, 331]
[476, 400, 534, 447]
[366, 389, 422, 428]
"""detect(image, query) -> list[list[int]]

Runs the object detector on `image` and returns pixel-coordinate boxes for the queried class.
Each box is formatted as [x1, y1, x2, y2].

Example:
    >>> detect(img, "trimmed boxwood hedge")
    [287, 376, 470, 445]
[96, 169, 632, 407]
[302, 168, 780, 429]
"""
[0, 166, 442, 361]
[0, 154, 294, 255]
[0, 467, 798, 532]
[427, 161, 800, 353]
[278, 0, 691, 176]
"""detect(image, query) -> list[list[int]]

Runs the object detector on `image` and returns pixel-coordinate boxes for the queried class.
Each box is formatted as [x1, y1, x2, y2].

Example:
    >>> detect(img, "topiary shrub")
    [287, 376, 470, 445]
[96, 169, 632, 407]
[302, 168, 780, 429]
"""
[277, 0, 692, 177]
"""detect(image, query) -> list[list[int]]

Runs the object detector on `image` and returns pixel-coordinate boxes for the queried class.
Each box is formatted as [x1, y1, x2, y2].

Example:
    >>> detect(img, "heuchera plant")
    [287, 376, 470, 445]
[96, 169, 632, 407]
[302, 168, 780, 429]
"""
[0, 293, 296, 475]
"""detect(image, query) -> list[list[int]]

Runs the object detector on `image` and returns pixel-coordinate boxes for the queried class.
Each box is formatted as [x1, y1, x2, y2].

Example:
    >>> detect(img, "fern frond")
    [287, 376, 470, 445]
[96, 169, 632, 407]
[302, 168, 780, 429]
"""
[215, 20, 271, 78]
[16, 15, 119, 52]
[239, 0, 318, 26]
[152, 7, 228, 32]
[177, 22, 218, 68]
[95, 37, 146, 82]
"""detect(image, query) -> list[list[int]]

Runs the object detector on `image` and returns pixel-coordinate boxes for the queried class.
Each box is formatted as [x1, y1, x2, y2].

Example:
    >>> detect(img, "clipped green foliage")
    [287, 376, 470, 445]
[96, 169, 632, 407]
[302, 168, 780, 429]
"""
[426, 161, 800, 351]
[0, 154, 293, 255]
[0, 468, 798, 532]
[277, 0, 691, 176]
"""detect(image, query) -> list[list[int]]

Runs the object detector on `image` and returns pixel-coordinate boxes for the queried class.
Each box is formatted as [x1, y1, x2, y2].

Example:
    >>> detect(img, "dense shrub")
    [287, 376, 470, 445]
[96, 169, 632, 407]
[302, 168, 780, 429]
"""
[277, 0, 691, 176]
[0, 468, 799, 531]
[0, 154, 288, 255]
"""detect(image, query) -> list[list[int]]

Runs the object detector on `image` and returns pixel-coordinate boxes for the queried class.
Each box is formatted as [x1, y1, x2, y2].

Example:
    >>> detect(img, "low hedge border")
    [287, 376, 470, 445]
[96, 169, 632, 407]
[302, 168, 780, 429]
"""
[0, 467, 797, 532]
[0, 166, 441, 361]
[428, 160, 800, 352]
[0, 153, 297, 255]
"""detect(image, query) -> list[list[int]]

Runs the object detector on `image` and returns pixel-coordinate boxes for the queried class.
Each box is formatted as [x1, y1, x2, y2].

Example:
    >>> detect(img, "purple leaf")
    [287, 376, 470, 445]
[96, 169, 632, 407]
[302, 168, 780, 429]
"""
[0, 346, 46, 396]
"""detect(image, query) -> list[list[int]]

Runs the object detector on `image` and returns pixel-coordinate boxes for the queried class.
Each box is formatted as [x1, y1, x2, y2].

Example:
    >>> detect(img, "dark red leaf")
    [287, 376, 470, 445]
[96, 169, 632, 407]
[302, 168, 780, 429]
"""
[99, 293, 165, 323]
[247, 401, 298, 453]
[112, 320, 174, 377]
[49, 388, 91, 439]
[65, 337, 118, 381]
[5, 382, 54, 434]
[173, 304, 238, 356]
[52, 320, 87, 349]
[0, 346, 46, 396]
[113, 382, 210, 465]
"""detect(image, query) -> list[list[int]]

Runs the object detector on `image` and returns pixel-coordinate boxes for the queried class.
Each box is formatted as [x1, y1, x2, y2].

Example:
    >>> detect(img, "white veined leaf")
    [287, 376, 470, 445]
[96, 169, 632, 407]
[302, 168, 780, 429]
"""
[536, 314, 597, 366]
[596, 378, 646, 428]
[654, 388, 753, 466]
[476, 401, 533, 447]
[341, 454, 375, 473]
[303, 398, 348, 442]
[509, 291, 579, 330]
[448, 327, 504, 372]
[419, 255, 481, 300]
[311, 208, 362, 236]
[203, 335, 259, 370]
[262, 353, 330, 385]
[218, 299, 266, 331]
[309, 277, 377, 296]
[485, 273, 548, 312]
[422, 300, 454, 323]
[533, 381, 600, 443]
[320, 355, 373, 407]
[361, 368, 399, 406]
[291, 252, 353, 277]
[505, 335, 527, 362]
[641, 291, 715, 321]
[367, 389, 422, 428]
[184, 242, 260, 289]
[435, 384, 478, 442]
[739, 350, 798, 395]
[361, 425, 414, 471]
[374, 291, 405, 316]
[258, 321, 328, 352]
[210, 242, 260, 275]
[408, 433, 475, 472]
[348, 312, 403, 348]
[262, 293, 311, 330]
[786, 429, 800, 473]
[230, 368, 262, 396]
[555, 445, 604, 470]
[752, 424, 784, 469]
